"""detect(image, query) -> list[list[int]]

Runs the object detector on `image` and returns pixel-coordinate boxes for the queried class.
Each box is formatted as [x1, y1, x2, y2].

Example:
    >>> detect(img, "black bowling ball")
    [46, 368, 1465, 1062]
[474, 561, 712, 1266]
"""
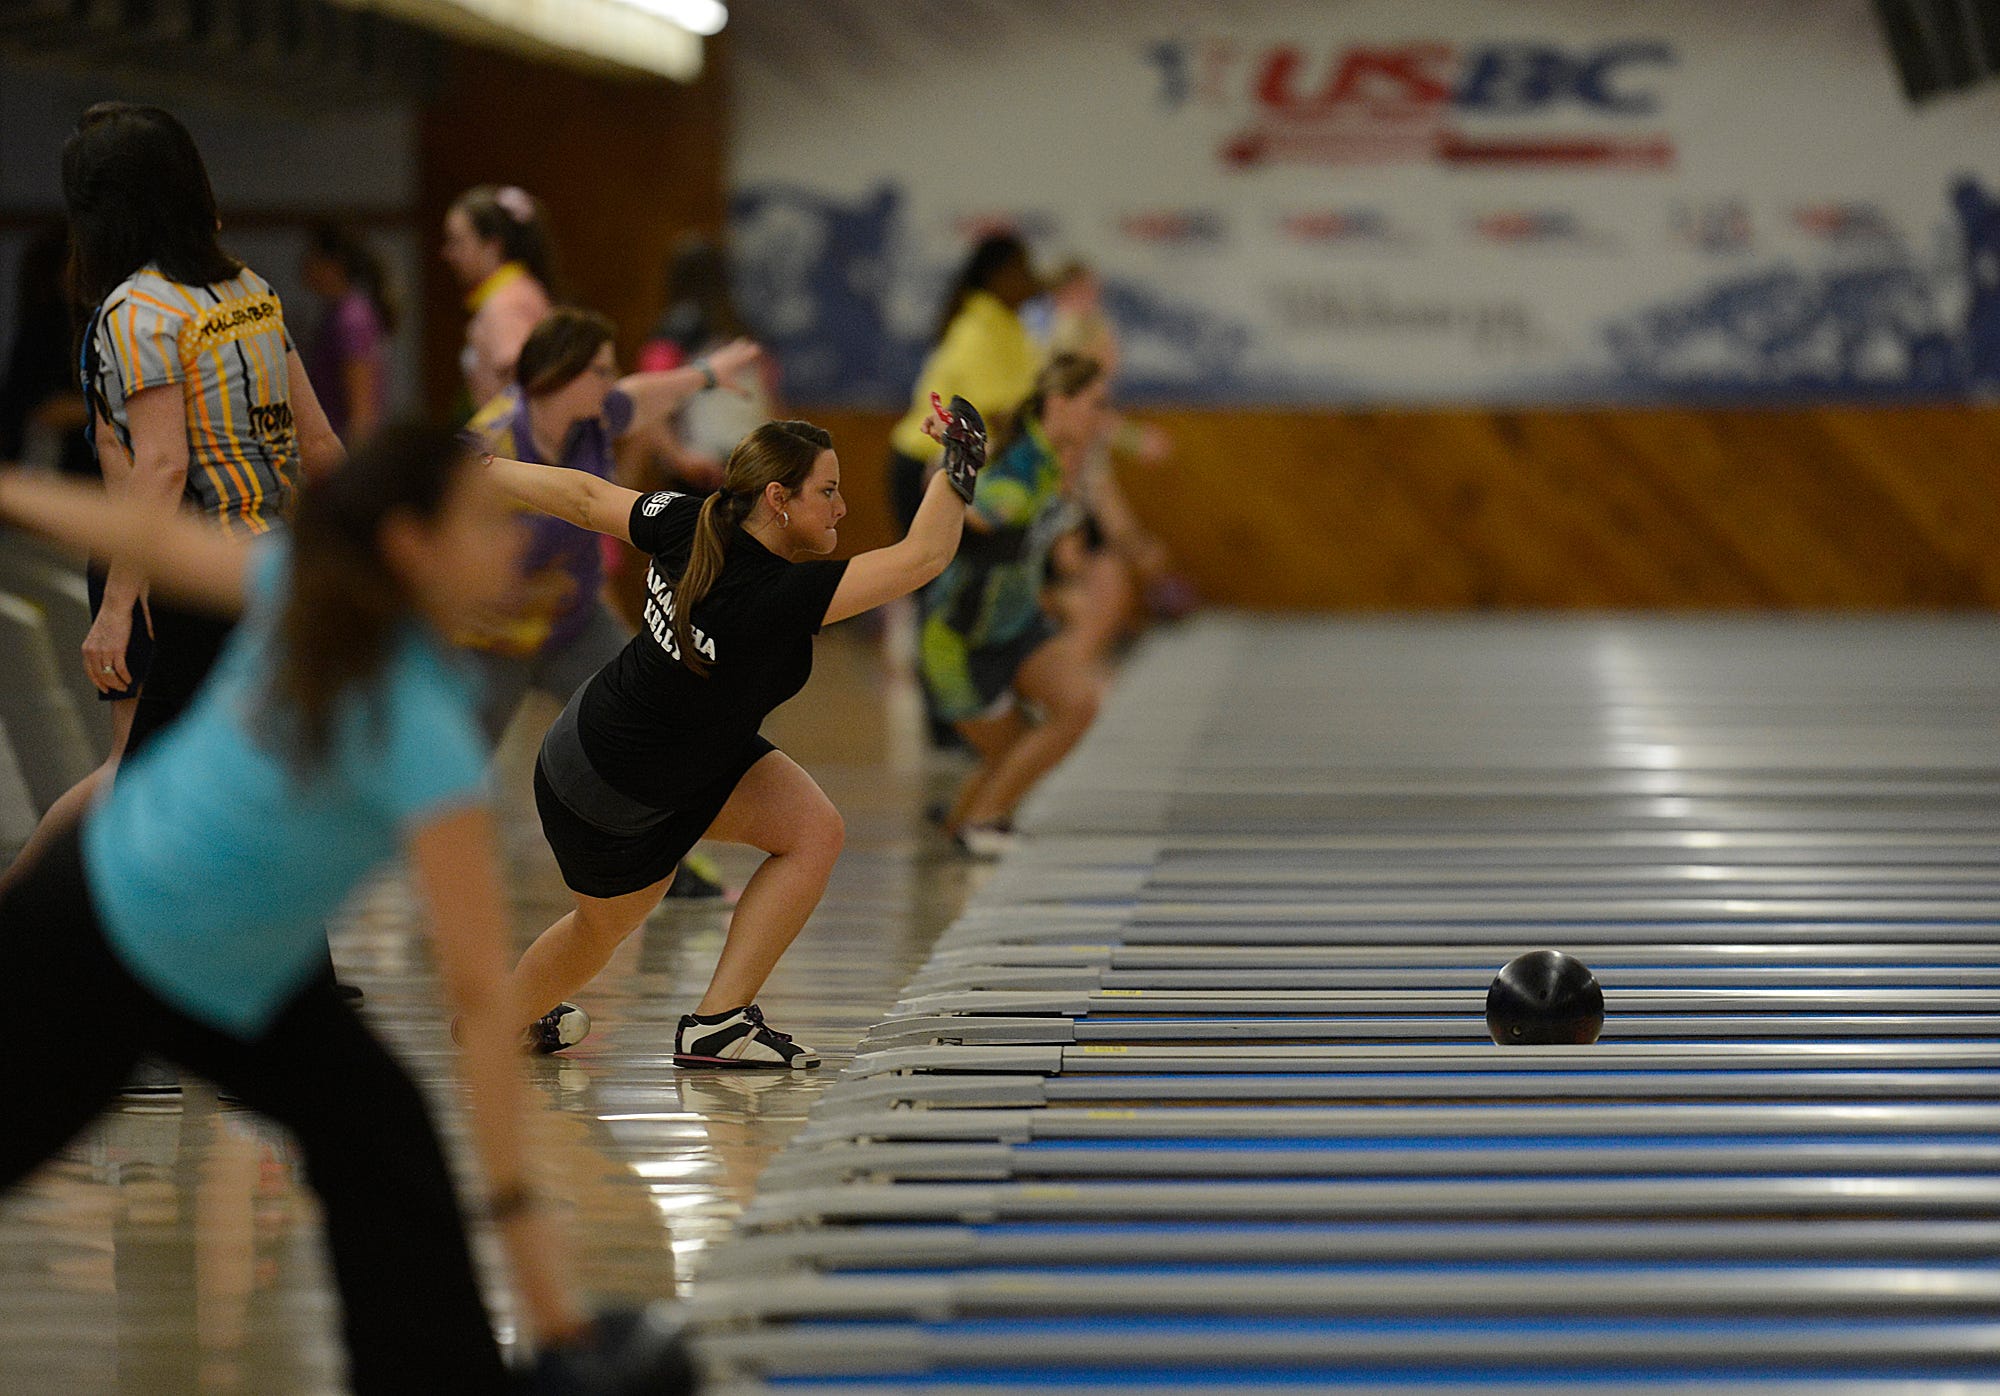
[1485, 950, 1604, 1045]
[521, 1303, 696, 1395]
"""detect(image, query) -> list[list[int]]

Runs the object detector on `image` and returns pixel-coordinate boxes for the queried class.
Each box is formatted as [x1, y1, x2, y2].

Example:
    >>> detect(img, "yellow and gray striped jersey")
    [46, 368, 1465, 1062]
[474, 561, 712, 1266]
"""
[89, 265, 301, 533]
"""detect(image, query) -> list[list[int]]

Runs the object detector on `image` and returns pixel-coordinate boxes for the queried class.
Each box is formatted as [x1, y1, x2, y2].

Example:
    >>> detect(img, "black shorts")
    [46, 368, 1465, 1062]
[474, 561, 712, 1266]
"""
[1080, 509, 1108, 554]
[124, 601, 234, 758]
[533, 738, 774, 899]
[86, 564, 154, 701]
[920, 613, 1060, 725]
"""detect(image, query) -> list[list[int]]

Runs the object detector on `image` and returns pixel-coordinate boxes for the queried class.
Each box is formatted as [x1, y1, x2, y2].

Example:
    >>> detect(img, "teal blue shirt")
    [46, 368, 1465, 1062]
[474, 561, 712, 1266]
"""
[83, 540, 490, 1039]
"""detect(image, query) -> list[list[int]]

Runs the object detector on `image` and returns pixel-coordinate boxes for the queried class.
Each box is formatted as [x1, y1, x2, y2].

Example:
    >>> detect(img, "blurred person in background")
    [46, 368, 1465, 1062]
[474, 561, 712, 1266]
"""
[461, 306, 761, 900]
[922, 353, 1112, 857]
[0, 222, 94, 480]
[442, 184, 554, 410]
[1043, 260, 1119, 371]
[887, 232, 1045, 531]
[635, 234, 776, 490]
[615, 236, 778, 624]
[1040, 261, 1198, 657]
[299, 222, 395, 446]
[3, 104, 343, 910]
[66, 102, 342, 765]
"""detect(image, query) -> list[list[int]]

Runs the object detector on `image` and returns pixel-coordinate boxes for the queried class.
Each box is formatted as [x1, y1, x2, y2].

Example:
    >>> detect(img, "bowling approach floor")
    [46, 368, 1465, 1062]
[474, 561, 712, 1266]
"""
[0, 628, 980, 1393]
[695, 615, 2000, 1392]
[3, 615, 2000, 1393]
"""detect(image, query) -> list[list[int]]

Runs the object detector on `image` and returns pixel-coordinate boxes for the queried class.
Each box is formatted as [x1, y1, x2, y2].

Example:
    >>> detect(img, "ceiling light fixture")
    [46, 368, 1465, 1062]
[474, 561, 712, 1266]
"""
[614, 0, 728, 37]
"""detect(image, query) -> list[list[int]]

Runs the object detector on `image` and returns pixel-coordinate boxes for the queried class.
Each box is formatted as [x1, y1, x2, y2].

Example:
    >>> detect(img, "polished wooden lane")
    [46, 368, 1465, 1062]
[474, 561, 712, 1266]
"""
[0, 626, 980, 1394]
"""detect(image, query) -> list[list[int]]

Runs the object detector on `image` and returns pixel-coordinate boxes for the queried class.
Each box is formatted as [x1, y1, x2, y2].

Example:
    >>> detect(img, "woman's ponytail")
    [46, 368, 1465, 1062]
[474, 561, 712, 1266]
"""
[668, 418, 833, 676]
[671, 489, 747, 675]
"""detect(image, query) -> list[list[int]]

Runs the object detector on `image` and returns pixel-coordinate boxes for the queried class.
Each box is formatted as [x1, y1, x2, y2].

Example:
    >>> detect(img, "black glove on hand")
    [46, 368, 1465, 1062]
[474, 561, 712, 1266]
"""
[933, 393, 988, 505]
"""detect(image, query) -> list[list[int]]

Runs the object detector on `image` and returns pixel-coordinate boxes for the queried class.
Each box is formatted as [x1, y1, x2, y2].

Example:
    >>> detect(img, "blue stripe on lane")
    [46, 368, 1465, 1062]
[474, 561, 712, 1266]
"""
[1017, 1132, 2000, 1153]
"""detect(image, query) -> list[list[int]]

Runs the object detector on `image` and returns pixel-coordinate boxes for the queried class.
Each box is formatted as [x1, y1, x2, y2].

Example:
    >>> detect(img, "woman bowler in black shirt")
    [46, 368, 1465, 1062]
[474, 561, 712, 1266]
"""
[483, 398, 985, 1066]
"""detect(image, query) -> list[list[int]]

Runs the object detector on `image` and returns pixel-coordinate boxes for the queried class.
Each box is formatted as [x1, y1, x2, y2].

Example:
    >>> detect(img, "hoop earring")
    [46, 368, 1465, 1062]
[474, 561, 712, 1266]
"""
[781, 509, 790, 527]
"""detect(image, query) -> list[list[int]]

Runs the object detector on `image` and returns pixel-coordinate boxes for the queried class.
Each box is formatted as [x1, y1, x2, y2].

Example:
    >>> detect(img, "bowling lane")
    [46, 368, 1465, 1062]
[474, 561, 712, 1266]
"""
[699, 618, 2000, 1391]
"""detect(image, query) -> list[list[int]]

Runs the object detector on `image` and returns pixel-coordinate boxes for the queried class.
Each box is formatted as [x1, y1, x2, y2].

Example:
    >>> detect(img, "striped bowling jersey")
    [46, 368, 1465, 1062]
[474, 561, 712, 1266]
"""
[89, 265, 301, 533]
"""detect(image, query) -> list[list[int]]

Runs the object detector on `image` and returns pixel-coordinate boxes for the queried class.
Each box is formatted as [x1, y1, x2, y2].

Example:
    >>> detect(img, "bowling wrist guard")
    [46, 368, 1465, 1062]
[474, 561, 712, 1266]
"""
[932, 393, 988, 505]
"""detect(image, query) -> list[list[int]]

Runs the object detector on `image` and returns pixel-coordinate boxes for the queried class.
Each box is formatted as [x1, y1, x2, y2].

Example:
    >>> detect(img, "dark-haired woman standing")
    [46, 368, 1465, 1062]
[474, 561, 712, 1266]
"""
[485, 400, 987, 1065]
[2, 104, 343, 910]
[636, 235, 777, 481]
[301, 222, 396, 444]
[67, 101, 342, 756]
[0, 427, 591, 1392]
[442, 184, 556, 408]
[886, 233, 1043, 530]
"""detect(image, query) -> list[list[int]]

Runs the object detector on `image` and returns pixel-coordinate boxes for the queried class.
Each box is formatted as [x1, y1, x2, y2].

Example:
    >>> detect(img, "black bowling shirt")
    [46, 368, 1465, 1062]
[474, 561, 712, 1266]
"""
[574, 491, 848, 808]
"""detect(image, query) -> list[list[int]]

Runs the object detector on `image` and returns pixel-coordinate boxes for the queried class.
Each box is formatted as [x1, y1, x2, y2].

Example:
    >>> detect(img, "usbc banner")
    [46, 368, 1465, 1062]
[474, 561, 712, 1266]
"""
[726, 0, 2000, 406]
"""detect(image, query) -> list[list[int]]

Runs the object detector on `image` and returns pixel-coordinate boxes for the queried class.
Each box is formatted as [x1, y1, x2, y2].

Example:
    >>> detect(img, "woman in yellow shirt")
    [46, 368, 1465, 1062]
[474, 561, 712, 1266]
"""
[886, 233, 1043, 529]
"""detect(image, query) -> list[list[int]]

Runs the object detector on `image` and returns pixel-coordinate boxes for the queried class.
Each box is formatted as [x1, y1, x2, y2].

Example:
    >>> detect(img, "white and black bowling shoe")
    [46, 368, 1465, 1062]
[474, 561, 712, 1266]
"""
[673, 1004, 819, 1069]
[524, 1001, 591, 1055]
[954, 824, 1017, 860]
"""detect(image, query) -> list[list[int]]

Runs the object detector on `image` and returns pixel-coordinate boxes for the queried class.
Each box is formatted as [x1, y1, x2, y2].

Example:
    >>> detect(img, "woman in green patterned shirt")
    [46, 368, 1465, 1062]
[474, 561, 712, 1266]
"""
[920, 352, 1113, 857]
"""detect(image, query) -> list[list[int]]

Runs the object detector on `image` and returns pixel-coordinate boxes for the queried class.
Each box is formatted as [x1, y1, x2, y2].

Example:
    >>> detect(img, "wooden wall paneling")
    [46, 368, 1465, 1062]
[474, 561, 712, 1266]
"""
[1652, 408, 1991, 605]
[685, 397, 2000, 609]
[1818, 407, 2000, 601]
[1081, 404, 2000, 611]
[415, 37, 729, 418]
[1508, 410, 1759, 607]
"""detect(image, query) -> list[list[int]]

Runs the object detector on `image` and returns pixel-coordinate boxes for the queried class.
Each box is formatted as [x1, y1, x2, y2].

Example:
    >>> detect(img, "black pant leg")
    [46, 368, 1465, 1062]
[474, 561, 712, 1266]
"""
[160, 980, 512, 1396]
[124, 601, 234, 757]
[0, 827, 154, 1191]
